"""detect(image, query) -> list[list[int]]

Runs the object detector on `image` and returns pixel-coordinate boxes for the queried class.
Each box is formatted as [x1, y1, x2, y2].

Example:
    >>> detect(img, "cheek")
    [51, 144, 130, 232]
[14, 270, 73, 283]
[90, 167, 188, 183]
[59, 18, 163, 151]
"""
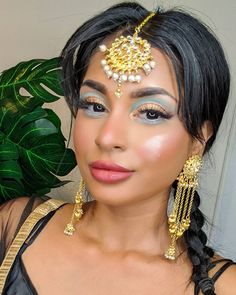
[139, 135, 164, 161]
[73, 115, 92, 158]
[137, 123, 192, 172]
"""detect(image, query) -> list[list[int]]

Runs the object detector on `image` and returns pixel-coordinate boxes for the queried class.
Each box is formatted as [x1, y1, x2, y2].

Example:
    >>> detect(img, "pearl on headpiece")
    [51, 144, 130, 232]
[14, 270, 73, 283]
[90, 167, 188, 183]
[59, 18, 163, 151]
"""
[99, 45, 107, 52]
[99, 12, 156, 97]
[128, 75, 135, 83]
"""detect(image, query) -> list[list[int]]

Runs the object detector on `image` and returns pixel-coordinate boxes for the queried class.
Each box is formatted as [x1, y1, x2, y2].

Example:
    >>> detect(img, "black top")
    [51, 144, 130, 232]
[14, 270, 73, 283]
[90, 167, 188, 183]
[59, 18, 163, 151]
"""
[2, 209, 56, 295]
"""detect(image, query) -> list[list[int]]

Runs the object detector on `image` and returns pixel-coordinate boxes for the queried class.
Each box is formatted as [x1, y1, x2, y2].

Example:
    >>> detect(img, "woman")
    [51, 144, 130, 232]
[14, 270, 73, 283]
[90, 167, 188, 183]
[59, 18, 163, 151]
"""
[0, 2, 235, 294]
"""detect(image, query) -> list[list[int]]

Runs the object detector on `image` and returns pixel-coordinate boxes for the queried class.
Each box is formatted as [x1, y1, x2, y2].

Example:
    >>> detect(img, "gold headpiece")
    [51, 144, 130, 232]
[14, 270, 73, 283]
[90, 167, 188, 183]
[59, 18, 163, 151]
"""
[99, 12, 156, 97]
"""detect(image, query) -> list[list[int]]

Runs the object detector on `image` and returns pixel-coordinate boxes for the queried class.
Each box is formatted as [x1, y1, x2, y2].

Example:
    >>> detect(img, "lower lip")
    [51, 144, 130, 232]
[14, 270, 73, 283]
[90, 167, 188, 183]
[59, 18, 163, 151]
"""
[90, 168, 133, 184]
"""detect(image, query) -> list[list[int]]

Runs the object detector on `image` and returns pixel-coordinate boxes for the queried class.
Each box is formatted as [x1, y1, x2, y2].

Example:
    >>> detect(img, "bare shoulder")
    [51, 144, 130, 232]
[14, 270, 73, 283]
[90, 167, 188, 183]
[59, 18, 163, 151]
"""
[216, 264, 236, 295]
[210, 254, 236, 295]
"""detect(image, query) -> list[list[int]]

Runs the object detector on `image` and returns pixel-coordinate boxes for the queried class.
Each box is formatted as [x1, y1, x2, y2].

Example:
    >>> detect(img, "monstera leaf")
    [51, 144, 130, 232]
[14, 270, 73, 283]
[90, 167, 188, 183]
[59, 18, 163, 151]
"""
[0, 58, 77, 204]
[0, 58, 62, 112]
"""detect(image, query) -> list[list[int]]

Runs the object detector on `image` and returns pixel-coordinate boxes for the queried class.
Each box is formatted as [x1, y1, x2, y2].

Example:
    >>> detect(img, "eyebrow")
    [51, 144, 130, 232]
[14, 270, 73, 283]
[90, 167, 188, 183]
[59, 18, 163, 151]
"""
[131, 87, 177, 102]
[81, 79, 177, 102]
[81, 80, 106, 95]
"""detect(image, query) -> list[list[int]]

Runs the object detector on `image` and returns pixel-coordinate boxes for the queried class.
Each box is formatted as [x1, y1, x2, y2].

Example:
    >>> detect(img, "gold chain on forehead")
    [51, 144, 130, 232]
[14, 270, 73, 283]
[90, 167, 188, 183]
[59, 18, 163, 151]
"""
[99, 12, 156, 97]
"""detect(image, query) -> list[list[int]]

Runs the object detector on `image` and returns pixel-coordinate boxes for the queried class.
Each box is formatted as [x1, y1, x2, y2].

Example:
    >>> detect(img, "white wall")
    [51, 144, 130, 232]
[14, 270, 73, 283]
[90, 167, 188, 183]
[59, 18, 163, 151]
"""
[1, 0, 236, 259]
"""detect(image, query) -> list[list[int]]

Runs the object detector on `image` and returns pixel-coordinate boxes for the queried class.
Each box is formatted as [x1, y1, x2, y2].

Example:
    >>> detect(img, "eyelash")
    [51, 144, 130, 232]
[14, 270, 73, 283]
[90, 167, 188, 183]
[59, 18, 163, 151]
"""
[77, 98, 172, 123]
[132, 104, 172, 123]
[77, 98, 107, 113]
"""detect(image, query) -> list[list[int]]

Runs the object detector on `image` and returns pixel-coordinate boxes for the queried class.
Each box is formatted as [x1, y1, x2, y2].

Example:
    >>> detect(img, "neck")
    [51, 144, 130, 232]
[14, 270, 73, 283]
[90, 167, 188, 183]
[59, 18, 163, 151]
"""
[81, 191, 175, 257]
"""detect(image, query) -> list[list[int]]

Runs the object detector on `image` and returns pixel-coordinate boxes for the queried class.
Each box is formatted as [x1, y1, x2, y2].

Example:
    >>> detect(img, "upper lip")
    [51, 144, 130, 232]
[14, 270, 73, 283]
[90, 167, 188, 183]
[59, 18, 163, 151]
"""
[90, 161, 133, 172]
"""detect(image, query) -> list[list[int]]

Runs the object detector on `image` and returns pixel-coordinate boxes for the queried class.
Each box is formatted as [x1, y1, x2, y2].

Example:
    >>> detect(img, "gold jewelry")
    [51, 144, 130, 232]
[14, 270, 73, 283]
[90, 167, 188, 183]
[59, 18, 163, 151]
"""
[64, 178, 85, 236]
[165, 155, 203, 260]
[99, 12, 156, 98]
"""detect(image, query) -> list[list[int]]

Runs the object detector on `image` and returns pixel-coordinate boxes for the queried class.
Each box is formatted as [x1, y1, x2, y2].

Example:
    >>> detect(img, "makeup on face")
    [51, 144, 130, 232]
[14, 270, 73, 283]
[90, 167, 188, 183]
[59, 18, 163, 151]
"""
[79, 81, 177, 124]
[89, 160, 134, 184]
[78, 91, 109, 118]
[73, 48, 194, 210]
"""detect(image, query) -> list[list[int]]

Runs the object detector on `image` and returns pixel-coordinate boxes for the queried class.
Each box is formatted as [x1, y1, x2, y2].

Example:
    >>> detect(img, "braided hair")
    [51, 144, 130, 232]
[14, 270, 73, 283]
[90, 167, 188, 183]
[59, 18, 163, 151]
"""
[184, 191, 216, 294]
[60, 2, 230, 294]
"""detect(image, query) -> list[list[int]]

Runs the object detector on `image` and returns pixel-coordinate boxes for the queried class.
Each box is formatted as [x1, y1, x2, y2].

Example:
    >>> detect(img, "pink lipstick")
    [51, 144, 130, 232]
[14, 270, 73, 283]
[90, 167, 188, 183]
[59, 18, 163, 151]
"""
[90, 161, 133, 183]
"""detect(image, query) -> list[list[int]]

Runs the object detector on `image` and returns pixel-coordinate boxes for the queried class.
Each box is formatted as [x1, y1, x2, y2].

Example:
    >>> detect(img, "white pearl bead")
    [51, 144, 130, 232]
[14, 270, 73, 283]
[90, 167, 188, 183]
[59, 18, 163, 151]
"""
[135, 75, 141, 83]
[120, 74, 128, 82]
[106, 70, 113, 78]
[104, 65, 110, 71]
[128, 75, 135, 82]
[101, 59, 107, 66]
[143, 64, 151, 71]
[99, 44, 107, 52]
[143, 65, 151, 75]
[113, 73, 119, 81]
[150, 61, 156, 68]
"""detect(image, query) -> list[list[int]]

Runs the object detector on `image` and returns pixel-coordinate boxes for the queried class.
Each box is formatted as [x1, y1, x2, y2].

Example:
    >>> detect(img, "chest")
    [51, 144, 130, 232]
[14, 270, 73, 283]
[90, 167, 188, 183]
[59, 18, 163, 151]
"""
[22, 245, 195, 295]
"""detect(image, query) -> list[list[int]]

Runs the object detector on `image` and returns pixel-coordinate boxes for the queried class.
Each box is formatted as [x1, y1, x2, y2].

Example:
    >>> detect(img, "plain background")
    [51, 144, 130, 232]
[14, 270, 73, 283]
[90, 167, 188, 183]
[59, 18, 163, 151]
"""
[0, 0, 236, 259]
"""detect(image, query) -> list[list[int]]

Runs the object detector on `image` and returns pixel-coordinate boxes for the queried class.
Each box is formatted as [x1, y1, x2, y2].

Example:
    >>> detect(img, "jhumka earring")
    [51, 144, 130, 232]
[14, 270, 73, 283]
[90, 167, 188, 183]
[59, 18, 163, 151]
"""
[64, 178, 85, 236]
[165, 155, 203, 260]
[99, 12, 156, 98]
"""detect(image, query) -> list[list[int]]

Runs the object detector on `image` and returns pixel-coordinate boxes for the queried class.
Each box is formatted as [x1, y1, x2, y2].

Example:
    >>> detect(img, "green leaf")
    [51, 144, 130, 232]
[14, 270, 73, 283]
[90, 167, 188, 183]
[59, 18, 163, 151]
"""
[0, 160, 23, 179]
[0, 180, 25, 203]
[0, 110, 76, 200]
[0, 57, 76, 204]
[0, 142, 18, 160]
[0, 58, 63, 113]
[0, 142, 25, 202]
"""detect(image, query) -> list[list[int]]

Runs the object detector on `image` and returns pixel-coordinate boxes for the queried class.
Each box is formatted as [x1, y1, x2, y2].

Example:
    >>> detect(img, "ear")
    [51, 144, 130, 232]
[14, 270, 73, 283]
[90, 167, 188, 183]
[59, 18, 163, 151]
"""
[191, 120, 213, 156]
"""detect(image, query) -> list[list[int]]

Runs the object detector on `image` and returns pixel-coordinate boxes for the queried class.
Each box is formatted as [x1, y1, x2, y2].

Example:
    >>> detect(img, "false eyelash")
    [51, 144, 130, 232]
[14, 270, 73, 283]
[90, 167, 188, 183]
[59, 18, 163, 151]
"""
[76, 99, 91, 109]
[135, 102, 172, 120]
[139, 109, 172, 120]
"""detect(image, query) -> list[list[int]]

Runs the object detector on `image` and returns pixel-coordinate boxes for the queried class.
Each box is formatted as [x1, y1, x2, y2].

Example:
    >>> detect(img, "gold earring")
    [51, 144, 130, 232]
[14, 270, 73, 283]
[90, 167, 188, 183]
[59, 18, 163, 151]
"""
[64, 178, 85, 236]
[165, 155, 203, 260]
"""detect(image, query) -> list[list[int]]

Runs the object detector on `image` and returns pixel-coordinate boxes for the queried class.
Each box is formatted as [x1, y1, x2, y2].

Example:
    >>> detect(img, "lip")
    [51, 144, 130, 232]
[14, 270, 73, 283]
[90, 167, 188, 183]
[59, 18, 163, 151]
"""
[89, 161, 133, 183]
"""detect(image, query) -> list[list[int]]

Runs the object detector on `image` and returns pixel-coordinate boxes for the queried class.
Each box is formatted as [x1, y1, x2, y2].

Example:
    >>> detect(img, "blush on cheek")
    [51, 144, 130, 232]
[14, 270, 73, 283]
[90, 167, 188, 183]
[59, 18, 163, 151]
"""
[139, 131, 189, 163]
[139, 135, 167, 162]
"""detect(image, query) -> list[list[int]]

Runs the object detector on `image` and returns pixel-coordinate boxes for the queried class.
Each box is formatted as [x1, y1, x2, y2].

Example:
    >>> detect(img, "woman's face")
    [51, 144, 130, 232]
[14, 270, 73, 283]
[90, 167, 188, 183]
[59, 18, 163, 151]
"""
[73, 47, 195, 206]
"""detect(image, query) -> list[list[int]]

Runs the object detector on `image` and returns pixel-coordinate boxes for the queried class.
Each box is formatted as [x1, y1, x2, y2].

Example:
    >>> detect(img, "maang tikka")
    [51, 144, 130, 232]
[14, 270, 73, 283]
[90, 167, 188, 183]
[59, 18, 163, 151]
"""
[165, 155, 203, 260]
[99, 12, 156, 98]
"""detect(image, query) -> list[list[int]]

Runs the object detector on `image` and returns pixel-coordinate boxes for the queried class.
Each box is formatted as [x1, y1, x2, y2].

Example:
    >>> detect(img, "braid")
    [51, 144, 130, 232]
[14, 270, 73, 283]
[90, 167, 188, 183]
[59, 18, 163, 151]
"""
[184, 191, 216, 295]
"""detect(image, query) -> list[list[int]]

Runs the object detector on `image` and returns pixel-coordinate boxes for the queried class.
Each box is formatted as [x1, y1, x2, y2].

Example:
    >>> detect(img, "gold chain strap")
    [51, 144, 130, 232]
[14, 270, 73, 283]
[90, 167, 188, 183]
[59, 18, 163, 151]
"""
[0, 198, 67, 294]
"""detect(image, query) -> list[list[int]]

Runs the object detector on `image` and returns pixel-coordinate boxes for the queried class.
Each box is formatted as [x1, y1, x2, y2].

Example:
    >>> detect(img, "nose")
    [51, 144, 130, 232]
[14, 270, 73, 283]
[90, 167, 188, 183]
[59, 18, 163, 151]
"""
[95, 111, 127, 152]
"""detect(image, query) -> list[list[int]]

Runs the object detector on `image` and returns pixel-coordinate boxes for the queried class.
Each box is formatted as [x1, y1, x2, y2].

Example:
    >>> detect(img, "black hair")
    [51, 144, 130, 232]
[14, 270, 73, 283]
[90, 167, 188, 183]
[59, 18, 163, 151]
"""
[60, 2, 230, 294]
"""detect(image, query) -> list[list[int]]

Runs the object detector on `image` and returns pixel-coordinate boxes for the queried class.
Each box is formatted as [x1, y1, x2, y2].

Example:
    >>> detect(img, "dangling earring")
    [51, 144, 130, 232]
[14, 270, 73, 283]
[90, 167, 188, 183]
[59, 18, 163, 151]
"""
[165, 155, 202, 260]
[64, 178, 85, 236]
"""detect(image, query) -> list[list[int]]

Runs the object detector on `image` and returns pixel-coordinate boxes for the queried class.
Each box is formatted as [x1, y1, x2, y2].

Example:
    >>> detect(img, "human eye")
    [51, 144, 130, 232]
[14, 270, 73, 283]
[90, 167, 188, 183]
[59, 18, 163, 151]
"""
[131, 103, 172, 124]
[77, 96, 108, 117]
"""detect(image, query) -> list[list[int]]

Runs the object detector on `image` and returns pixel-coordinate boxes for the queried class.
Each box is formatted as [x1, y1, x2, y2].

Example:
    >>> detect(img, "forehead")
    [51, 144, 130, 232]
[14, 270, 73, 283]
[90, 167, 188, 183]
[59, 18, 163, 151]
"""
[82, 46, 179, 101]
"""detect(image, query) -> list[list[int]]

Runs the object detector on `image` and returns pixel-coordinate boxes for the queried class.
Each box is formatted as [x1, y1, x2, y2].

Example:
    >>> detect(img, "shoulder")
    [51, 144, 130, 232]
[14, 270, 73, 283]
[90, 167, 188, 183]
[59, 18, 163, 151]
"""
[209, 254, 236, 295]
[215, 263, 236, 295]
[0, 197, 31, 228]
[0, 197, 45, 242]
[0, 196, 30, 212]
[0, 196, 43, 224]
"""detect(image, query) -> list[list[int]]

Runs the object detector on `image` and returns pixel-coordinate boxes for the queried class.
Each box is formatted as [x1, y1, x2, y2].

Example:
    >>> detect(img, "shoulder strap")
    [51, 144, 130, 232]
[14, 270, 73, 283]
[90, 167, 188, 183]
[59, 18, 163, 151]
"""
[0, 198, 67, 294]
[196, 259, 236, 294]
[212, 260, 236, 283]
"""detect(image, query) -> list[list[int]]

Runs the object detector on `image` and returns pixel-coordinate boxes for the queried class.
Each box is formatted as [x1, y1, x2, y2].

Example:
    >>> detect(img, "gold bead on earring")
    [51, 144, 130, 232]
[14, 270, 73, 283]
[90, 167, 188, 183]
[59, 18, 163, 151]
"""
[64, 178, 85, 236]
[165, 155, 203, 260]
